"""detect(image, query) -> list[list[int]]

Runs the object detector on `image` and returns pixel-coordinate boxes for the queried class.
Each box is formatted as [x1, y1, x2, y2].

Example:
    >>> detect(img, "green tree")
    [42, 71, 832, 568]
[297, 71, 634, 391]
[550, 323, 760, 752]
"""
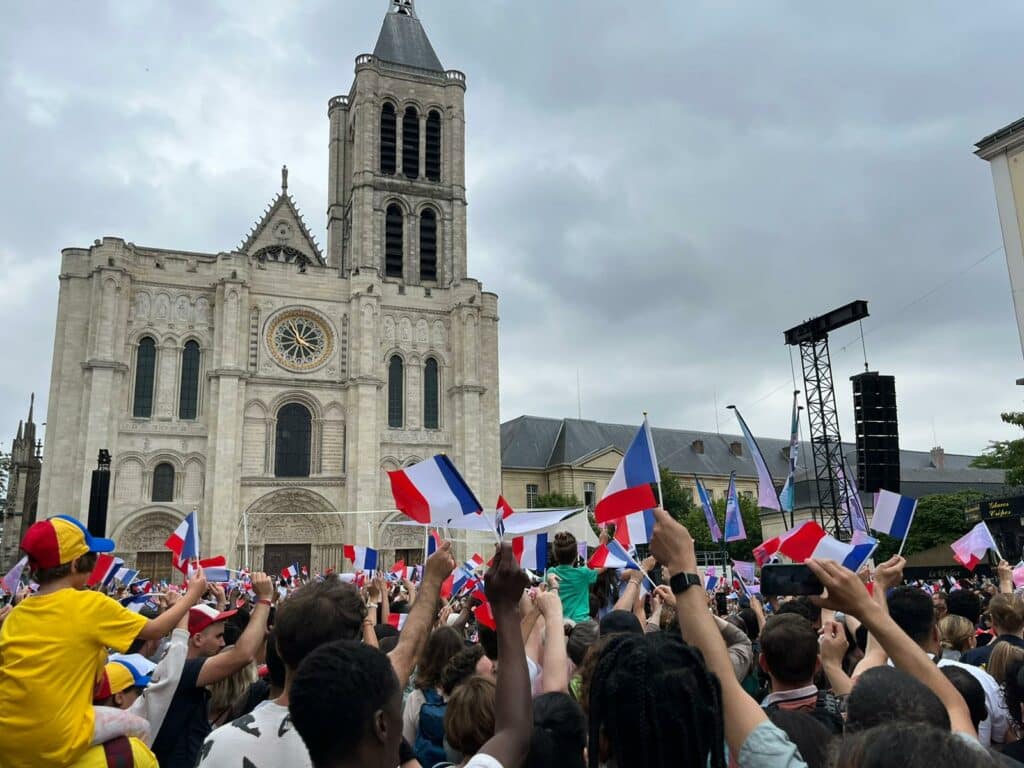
[972, 411, 1024, 487]
[535, 492, 581, 509]
[659, 467, 695, 522]
[872, 490, 983, 560]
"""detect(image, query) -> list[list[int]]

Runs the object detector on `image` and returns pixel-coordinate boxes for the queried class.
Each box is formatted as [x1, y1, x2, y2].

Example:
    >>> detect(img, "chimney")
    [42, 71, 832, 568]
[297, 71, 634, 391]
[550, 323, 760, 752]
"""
[730, 441, 743, 457]
[930, 446, 945, 471]
[692, 439, 704, 455]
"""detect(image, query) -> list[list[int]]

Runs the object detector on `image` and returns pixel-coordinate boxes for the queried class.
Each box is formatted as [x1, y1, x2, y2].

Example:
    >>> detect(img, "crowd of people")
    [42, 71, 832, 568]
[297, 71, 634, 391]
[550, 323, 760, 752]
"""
[1, 508, 1023, 767]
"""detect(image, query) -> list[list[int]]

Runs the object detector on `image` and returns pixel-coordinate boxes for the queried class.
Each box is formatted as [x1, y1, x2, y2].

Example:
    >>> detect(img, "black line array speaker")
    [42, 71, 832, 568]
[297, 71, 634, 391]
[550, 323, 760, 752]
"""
[87, 450, 112, 537]
[851, 372, 900, 494]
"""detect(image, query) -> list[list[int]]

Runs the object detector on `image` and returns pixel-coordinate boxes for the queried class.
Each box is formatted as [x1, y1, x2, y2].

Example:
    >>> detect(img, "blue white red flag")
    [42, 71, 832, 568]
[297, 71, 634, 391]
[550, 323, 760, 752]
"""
[512, 533, 548, 573]
[730, 407, 781, 512]
[120, 593, 153, 613]
[426, 530, 442, 557]
[281, 562, 300, 580]
[724, 472, 746, 542]
[387, 613, 408, 631]
[614, 509, 656, 548]
[695, 477, 722, 543]
[871, 490, 917, 541]
[344, 546, 379, 572]
[114, 567, 138, 585]
[496, 496, 515, 537]
[704, 567, 719, 592]
[165, 511, 200, 562]
[775, 521, 878, 572]
[779, 393, 801, 514]
[593, 418, 659, 525]
[388, 455, 483, 525]
[587, 540, 639, 570]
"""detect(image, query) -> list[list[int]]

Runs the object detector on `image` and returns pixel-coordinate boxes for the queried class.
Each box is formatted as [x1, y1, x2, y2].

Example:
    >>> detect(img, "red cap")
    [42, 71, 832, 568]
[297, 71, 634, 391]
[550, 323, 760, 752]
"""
[188, 604, 238, 635]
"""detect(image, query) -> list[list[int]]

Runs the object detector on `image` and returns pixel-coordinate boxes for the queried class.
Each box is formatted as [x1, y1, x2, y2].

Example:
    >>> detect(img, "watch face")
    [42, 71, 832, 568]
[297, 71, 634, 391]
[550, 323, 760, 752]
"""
[267, 311, 333, 371]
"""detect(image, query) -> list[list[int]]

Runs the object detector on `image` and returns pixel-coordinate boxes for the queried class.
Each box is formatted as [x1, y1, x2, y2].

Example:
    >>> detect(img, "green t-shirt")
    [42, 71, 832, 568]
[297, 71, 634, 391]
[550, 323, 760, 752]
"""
[548, 564, 598, 623]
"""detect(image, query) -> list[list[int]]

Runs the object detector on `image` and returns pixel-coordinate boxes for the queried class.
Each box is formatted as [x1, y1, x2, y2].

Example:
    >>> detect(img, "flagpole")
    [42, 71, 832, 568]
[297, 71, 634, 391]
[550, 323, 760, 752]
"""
[896, 507, 916, 557]
[644, 412, 664, 508]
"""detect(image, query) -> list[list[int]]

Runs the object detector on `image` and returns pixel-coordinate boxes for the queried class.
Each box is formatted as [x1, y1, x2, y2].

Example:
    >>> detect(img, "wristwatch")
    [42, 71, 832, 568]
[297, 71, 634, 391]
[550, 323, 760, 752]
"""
[669, 572, 702, 594]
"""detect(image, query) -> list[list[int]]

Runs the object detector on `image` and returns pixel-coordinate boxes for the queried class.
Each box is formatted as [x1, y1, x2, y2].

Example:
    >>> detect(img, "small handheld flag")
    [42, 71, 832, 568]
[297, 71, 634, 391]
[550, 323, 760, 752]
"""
[343, 546, 379, 572]
[951, 522, 1000, 571]
[388, 455, 483, 525]
[587, 540, 639, 570]
[1, 556, 28, 595]
[164, 511, 200, 564]
[593, 418, 659, 525]
[512, 533, 548, 573]
[871, 490, 917, 554]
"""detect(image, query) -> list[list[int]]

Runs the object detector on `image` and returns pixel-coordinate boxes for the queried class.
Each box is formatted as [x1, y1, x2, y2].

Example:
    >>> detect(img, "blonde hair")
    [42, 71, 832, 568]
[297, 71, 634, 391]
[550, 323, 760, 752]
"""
[938, 615, 975, 655]
[989, 642, 1024, 687]
[207, 647, 258, 718]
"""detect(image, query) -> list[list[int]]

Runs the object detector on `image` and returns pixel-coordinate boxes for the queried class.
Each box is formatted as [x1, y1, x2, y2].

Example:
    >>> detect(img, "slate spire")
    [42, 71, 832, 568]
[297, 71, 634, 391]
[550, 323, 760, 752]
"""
[373, 0, 444, 72]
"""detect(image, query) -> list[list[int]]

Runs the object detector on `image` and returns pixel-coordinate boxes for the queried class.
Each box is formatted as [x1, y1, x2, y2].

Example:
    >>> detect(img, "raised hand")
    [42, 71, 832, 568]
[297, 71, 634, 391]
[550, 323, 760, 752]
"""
[185, 567, 208, 603]
[819, 619, 849, 667]
[425, 540, 457, 583]
[249, 572, 273, 601]
[649, 507, 697, 576]
[872, 555, 906, 592]
[485, 543, 529, 610]
[806, 559, 875, 619]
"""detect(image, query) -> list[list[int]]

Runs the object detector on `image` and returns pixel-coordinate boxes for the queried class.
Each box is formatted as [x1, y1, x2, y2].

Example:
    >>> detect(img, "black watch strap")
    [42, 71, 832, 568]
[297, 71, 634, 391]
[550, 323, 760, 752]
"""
[669, 572, 702, 594]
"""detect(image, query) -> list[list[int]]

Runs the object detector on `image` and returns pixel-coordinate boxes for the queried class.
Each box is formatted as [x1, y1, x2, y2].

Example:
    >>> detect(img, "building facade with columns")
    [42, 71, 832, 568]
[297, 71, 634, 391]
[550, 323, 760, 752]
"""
[37, 1, 500, 580]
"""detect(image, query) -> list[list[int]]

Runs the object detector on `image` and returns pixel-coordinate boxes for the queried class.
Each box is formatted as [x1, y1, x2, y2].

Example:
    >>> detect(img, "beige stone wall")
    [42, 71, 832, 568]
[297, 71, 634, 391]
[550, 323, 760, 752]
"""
[39, 53, 499, 571]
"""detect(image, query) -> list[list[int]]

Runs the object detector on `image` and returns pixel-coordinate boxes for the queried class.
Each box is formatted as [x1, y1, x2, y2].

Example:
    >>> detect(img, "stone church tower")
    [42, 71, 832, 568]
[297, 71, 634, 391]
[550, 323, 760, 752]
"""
[37, 0, 500, 578]
[1, 396, 42, 569]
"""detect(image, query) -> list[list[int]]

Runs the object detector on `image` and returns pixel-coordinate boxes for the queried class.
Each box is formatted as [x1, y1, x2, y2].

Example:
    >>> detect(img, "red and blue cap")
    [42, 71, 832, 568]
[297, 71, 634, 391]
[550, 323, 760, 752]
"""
[21, 515, 115, 570]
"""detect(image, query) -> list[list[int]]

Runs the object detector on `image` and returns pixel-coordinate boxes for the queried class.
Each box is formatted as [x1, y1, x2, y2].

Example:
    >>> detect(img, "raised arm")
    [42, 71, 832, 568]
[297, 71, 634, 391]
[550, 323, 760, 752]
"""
[389, 542, 455, 686]
[196, 573, 273, 687]
[536, 591, 569, 693]
[649, 508, 770, 757]
[478, 543, 532, 766]
[807, 558, 975, 737]
[137, 568, 206, 641]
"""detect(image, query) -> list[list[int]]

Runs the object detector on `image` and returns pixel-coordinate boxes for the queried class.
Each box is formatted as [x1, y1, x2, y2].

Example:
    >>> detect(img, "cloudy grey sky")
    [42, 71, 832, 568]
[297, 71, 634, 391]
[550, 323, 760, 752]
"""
[2, 0, 1023, 458]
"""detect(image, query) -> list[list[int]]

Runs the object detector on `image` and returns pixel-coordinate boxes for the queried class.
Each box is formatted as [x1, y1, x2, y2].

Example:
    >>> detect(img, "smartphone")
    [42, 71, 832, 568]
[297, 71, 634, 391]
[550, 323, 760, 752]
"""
[760, 564, 823, 596]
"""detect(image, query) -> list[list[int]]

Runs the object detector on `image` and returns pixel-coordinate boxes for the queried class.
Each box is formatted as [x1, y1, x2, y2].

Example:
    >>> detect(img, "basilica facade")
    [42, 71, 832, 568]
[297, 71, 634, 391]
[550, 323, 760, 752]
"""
[37, 1, 501, 579]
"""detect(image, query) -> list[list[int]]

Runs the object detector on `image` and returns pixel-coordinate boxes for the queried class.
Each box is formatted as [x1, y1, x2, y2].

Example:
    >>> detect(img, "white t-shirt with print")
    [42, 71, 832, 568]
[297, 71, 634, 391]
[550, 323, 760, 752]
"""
[197, 700, 311, 768]
[464, 756, 503, 768]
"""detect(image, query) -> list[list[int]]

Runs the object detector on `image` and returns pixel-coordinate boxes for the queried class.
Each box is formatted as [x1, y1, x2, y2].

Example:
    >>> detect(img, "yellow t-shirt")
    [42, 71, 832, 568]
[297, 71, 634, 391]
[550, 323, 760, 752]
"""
[0, 588, 148, 768]
[67, 738, 158, 768]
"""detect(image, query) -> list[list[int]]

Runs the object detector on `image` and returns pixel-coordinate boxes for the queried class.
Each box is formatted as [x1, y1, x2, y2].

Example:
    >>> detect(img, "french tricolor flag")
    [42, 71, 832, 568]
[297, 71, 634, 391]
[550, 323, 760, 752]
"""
[426, 530, 442, 557]
[587, 540, 639, 570]
[344, 546, 379, 572]
[871, 490, 917, 541]
[165, 511, 200, 563]
[387, 613, 408, 631]
[951, 522, 999, 571]
[704, 567, 719, 592]
[281, 563, 299, 580]
[120, 593, 152, 613]
[773, 521, 878, 572]
[512, 533, 548, 573]
[88, 554, 123, 588]
[496, 496, 515, 536]
[614, 509, 656, 548]
[388, 455, 483, 525]
[594, 418, 659, 525]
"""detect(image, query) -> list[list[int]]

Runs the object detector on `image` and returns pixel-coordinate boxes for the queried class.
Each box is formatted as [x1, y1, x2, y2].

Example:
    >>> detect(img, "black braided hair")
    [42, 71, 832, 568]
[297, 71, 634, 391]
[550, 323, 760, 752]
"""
[587, 632, 725, 768]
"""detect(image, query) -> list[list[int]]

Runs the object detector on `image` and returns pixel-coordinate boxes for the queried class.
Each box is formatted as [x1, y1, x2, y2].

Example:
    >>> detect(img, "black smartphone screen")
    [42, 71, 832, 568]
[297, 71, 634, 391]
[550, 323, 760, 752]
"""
[760, 564, 823, 596]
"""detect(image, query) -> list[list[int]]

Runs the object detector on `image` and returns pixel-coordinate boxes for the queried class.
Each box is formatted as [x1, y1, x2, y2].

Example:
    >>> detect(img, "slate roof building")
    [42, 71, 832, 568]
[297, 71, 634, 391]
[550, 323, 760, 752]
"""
[500, 415, 1006, 539]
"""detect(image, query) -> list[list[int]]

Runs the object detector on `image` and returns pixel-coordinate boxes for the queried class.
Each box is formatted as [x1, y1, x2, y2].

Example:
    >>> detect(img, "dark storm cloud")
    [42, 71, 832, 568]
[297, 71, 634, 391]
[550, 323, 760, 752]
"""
[0, 0, 1021, 461]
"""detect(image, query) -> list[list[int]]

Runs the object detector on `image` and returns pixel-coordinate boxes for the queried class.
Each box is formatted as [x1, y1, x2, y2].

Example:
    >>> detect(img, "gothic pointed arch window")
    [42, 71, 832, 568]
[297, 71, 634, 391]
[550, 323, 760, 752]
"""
[133, 337, 157, 418]
[420, 208, 437, 282]
[275, 403, 312, 478]
[179, 340, 201, 420]
[388, 355, 404, 428]
[385, 204, 404, 278]
[402, 106, 420, 179]
[423, 357, 440, 429]
[380, 103, 397, 175]
[152, 462, 175, 502]
[425, 110, 442, 182]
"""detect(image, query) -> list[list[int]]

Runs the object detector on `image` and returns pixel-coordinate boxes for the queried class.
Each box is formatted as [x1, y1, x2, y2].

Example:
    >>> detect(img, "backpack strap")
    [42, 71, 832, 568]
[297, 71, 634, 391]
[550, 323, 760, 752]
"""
[103, 736, 135, 768]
